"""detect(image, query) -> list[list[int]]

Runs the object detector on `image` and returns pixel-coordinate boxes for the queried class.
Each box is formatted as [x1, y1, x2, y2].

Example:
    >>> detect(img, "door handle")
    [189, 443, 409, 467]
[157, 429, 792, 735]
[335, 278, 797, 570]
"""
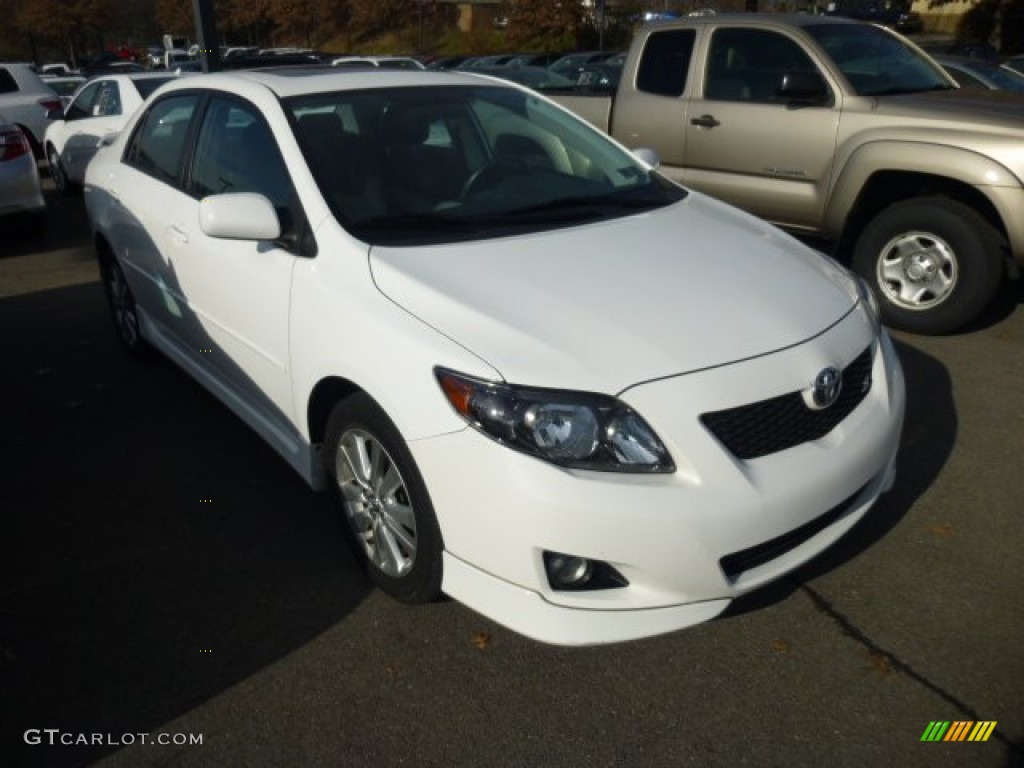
[167, 224, 189, 244]
[690, 115, 721, 128]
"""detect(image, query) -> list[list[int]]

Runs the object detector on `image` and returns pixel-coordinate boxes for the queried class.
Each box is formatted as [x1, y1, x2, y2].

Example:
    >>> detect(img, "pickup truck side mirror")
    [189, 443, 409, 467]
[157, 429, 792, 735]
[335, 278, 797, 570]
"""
[777, 72, 831, 105]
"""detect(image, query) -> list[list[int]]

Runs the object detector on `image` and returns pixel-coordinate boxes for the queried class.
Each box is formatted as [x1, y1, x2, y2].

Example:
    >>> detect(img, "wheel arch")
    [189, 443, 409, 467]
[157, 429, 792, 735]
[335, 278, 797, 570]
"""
[307, 375, 365, 449]
[832, 170, 1008, 265]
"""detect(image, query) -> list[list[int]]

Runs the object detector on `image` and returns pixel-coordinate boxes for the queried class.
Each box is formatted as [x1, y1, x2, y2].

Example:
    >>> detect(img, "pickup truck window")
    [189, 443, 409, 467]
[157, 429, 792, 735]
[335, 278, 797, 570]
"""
[637, 29, 696, 97]
[804, 23, 952, 96]
[706, 28, 820, 104]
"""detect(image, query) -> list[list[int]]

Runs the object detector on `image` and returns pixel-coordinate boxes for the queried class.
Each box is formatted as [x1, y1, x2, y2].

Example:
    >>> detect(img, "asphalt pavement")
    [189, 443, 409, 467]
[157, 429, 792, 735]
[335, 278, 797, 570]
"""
[1, 181, 1021, 768]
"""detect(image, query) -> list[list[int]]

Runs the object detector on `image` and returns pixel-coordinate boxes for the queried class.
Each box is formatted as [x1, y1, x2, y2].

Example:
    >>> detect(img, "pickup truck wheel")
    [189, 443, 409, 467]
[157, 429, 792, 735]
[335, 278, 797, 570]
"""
[852, 197, 1003, 334]
[325, 393, 443, 604]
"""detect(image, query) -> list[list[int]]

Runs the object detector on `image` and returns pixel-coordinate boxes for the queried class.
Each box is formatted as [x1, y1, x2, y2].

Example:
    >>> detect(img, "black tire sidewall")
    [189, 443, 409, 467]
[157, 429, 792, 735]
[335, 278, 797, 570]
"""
[852, 197, 1004, 334]
[100, 256, 151, 359]
[324, 393, 443, 604]
[47, 146, 70, 195]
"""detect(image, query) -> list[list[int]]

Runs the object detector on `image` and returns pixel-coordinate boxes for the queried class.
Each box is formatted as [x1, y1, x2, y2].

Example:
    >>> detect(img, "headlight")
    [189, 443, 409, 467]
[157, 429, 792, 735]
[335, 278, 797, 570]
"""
[436, 368, 674, 473]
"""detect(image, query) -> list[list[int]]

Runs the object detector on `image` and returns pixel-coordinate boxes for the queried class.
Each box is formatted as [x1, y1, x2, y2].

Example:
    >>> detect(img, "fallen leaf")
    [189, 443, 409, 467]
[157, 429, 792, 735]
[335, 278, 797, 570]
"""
[865, 650, 895, 677]
[472, 632, 492, 650]
[769, 639, 792, 654]
[927, 522, 955, 539]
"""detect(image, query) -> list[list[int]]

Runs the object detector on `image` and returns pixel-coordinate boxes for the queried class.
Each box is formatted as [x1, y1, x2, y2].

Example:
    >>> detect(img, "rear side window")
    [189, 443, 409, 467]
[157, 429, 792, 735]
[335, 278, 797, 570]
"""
[0, 68, 18, 94]
[124, 94, 199, 185]
[637, 30, 696, 97]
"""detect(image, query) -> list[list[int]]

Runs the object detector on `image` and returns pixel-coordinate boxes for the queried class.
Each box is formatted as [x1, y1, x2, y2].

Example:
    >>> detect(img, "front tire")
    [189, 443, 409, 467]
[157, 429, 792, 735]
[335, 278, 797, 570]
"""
[324, 393, 443, 604]
[852, 197, 1004, 334]
[47, 145, 73, 196]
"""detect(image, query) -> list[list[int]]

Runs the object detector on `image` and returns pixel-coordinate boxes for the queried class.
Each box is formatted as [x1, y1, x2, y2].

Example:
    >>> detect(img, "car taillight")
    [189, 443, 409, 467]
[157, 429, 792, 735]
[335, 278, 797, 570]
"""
[38, 96, 63, 114]
[0, 127, 31, 162]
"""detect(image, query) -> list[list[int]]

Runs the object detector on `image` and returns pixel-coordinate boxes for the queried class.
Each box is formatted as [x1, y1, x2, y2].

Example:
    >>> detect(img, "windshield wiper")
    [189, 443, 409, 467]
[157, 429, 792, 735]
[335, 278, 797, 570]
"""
[511, 192, 670, 217]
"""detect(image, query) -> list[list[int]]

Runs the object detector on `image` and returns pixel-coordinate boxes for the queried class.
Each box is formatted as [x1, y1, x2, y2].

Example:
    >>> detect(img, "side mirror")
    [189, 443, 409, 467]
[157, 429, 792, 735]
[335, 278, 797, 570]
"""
[632, 147, 660, 169]
[198, 193, 281, 241]
[46, 107, 65, 121]
[777, 72, 831, 105]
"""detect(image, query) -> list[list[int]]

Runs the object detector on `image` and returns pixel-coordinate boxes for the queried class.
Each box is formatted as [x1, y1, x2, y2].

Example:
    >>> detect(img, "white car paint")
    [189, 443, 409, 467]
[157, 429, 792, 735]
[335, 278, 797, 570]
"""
[83, 68, 905, 646]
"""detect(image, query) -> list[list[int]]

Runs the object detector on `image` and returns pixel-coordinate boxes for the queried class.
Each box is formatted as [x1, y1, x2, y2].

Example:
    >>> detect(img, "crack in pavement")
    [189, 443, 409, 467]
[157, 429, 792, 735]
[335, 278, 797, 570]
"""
[798, 581, 1023, 760]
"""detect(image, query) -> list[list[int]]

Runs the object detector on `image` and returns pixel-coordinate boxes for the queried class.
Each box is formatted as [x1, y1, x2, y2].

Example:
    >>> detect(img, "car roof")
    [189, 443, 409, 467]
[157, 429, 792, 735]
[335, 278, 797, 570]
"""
[156, 67, 499, 99]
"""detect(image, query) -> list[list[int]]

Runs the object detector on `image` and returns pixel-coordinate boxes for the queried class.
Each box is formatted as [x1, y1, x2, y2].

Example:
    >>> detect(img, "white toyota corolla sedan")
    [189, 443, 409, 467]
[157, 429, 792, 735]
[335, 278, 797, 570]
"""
[83, 67, 905, 645]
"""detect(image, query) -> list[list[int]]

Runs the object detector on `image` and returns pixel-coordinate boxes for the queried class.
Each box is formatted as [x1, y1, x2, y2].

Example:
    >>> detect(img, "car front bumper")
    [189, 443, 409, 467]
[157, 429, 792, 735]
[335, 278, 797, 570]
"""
[414, 308, 905, 645]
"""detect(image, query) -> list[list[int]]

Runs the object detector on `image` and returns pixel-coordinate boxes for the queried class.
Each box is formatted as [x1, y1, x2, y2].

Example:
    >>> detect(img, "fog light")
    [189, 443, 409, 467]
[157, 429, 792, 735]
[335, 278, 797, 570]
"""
[542, 551, 630, 591]
[545, 552, 594, 589]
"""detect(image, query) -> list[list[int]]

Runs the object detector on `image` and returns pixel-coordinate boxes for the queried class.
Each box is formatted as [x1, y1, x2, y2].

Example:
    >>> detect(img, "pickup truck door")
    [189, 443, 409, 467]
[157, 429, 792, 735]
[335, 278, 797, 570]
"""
[679, 26, 842, 232]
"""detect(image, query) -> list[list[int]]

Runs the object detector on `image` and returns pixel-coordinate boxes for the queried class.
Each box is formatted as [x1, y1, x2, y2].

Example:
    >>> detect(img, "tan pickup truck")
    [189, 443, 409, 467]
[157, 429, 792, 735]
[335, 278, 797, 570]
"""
[548, 14, 1024, 334]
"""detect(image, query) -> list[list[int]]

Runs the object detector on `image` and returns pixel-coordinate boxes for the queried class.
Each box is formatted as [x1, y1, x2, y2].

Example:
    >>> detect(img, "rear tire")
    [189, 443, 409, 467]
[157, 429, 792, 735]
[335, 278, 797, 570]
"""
[852, 197, 1004, 334]
[324, 393, 443, 604]
[99, 253, 152, 360]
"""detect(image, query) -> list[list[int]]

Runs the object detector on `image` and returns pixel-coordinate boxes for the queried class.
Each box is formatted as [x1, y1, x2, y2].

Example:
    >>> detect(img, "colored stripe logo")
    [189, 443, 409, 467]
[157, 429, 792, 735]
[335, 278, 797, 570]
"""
[921, 721, 997, 742]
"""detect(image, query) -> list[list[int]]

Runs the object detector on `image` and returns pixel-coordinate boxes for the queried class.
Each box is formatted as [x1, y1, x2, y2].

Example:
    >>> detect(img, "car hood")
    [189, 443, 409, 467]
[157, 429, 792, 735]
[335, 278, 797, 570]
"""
[881, 89, 1024, 132]
[369, 193, 856, 393]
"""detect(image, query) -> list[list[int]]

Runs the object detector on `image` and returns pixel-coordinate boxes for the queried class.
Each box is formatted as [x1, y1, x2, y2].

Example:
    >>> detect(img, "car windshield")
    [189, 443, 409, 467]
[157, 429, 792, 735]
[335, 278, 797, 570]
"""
[806, 23, 953, 96]
[285, 84, 685, 245]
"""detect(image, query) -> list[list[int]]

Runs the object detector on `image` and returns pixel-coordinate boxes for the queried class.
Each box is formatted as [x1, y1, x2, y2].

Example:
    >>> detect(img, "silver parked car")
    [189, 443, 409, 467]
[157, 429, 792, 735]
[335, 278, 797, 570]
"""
[0, 117, 46, 230]
[0, 63, 63, 157]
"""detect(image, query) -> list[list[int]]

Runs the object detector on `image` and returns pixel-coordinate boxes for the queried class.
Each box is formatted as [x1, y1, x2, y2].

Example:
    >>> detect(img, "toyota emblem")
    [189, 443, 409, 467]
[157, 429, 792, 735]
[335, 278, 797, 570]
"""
[810, 366, 843, 410]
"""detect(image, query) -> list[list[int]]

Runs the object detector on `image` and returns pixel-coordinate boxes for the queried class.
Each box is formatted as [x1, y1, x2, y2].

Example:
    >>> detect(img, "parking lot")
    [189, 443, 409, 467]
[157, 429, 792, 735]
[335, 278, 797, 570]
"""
[1, 179, 1022, 767]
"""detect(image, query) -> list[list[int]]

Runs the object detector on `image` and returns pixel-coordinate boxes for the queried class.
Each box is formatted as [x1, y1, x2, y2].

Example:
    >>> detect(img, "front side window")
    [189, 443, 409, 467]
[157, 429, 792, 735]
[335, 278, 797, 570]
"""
[124, 94, 199, 185]
[189, 96, 296, 213]
[66, 81, 103, 121]
[706, 28, 822, 104]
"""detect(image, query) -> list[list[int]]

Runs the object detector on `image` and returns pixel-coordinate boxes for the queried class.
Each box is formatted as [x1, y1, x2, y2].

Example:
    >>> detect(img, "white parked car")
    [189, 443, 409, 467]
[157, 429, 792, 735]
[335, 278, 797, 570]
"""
[44, 72, 184, 193]
[0, 117, 46, 229]
[83, 69, 905, 646]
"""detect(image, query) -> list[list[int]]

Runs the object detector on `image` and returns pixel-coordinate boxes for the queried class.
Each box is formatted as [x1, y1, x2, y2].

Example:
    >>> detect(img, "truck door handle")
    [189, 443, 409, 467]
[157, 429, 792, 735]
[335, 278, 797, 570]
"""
[690, 115, 721, 128]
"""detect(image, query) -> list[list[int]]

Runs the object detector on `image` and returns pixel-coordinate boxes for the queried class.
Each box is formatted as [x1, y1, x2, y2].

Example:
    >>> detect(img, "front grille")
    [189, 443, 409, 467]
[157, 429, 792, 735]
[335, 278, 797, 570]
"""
[719, 482, 867, 582]
[700, 346, 873, 460]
